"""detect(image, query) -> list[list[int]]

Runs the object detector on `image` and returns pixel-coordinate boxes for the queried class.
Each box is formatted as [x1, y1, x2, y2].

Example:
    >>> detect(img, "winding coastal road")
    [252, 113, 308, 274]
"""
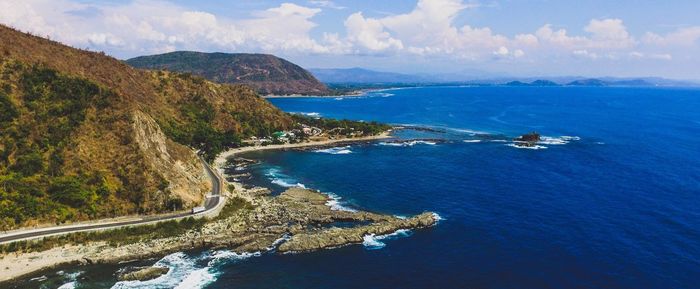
[0, 157, 223, 245]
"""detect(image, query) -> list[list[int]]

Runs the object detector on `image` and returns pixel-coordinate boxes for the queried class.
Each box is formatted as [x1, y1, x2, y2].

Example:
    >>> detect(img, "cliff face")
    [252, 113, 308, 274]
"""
[131, 110, 209, 206]
[126, 51, 330, 96]
[0, 25, 292, 229]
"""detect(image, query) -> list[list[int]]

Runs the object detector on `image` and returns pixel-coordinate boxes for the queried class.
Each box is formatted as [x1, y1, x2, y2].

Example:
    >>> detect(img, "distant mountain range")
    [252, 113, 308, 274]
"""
[309, 68, 431, 84]
[310, 67, 699, 87]
[127, 52, 330, 95]
[505, 78, 662, 87]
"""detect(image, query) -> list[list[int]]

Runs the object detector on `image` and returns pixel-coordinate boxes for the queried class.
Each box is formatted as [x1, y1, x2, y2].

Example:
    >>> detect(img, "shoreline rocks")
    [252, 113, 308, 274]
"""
[117, 266, 169, 281]
[1, 136, 438, 283]
[278, 212, 437, 252]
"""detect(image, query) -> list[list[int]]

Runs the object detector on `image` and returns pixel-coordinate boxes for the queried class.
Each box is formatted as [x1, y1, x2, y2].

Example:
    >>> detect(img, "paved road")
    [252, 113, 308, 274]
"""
[0, 157, 222, 244]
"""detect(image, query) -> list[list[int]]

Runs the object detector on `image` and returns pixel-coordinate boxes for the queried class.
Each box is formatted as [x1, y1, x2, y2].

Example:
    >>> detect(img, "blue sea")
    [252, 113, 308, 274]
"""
[12, 86, 700, 289]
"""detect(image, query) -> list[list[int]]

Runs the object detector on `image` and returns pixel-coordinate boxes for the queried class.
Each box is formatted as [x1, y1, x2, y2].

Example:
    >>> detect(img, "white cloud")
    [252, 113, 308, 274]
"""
[534, 19, 634, 50]
[629, 51, 672, 60]
[584, 18, 635, 48]
[0, 0, 695, 71]
[573, 49, 599, 59]
[340, 0, 509, 57]
[0, 0, 331, 56]
[344, 12, 404, 52]
[308, 0, 346, 10]
[643, 26, 700, 46]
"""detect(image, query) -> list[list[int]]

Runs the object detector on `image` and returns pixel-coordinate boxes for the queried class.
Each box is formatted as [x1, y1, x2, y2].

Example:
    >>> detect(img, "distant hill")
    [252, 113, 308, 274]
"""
[566, 78, 655, 87]
[503, 80, 560, 86]
[310, 68, 431, 84]
[531, 80, 560, 86]
[0, 25, 294, 229]
[127, 51, 329, 96]
[566, 78, 610, 86]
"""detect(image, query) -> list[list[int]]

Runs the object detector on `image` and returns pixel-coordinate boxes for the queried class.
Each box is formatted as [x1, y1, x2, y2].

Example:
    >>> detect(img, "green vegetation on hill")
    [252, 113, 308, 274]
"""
[150, 70, 290, 162]
[127, 51, 330, 95]
[0, 24, 294, 229]
[0, 62, 121, 229]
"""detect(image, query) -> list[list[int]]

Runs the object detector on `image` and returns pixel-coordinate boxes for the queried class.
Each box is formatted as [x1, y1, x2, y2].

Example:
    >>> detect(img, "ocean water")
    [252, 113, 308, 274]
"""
[10, 86, 700, 288]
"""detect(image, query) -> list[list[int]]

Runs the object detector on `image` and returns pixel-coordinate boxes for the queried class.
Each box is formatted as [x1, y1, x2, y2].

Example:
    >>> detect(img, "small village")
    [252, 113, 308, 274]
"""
[245, 123, 324, 146]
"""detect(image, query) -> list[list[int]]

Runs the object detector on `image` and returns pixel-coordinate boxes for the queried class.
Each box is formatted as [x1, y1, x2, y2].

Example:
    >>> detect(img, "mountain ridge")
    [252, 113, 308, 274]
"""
[127, 51, 330, 96]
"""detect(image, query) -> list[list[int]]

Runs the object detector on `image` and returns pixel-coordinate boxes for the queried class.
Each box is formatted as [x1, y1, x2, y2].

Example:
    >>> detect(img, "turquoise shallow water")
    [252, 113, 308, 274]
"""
[10, 86, 700, 289]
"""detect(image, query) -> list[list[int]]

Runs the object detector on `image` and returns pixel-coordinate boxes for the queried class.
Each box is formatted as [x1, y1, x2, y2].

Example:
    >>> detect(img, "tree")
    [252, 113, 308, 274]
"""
[48, 176, 96, 208]
[11, 152, 45, 176]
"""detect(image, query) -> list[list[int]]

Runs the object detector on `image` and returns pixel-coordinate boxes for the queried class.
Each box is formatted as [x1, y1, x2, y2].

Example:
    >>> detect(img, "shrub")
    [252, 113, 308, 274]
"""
[48, 176, 97, 208]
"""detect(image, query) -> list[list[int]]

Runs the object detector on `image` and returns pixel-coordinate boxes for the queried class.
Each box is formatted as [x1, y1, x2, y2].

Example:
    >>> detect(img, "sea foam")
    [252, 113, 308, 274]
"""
[314, 146, 353, 154]
[538, 136, 580, 145]
[362, 229, 413, 250]
[378, 140, 437, 147]
[112, 250, 261, 289]
[56, 271, 82, 289]
[325, 192, 357, 212]
[266, 167, 307, 188]
[291, 112, 322, 118]
[506, 143, 548, 150]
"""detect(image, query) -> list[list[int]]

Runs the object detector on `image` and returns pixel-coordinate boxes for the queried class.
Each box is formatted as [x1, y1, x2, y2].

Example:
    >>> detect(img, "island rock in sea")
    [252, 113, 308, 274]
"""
[117, 266, 170, 282]
[513, 132, 542, 147]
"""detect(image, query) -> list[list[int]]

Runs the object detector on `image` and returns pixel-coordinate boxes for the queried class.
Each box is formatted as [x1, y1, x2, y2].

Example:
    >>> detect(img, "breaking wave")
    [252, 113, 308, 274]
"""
[506, 143, 548, 150]
[538, 136, 581, 145]
[378, 140, 437, 147]
[266, 167, 306, 188]
[505, 135, 581, 150]
[58, 282, 77, 289]
[56, 271, 82, 289]
[291, 112, 322, 118]
[325, 192, 357, 212]
[362, 229, 413, 250]
[111, 250, 259, 289]
[463, 140, 482, 143]
[314, 146, 353, 154]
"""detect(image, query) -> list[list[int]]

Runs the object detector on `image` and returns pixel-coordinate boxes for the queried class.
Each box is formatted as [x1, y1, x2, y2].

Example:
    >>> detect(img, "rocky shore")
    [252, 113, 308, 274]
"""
[0, 132, 439, 283]
[117, 266, 170, 281]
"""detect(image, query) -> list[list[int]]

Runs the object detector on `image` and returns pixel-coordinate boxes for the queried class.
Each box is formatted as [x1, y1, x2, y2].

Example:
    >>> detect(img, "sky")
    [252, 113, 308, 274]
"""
[2, 0, 700, 79]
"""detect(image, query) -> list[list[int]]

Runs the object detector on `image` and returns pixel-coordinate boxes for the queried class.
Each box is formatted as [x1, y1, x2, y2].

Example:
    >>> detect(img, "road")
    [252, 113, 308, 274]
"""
[0, 157, 222, 244]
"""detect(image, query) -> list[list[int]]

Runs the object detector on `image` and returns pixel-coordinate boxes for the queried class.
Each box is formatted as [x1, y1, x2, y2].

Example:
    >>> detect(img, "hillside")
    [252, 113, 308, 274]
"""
[126, 52, 330, 96]
[0, 25, 293, 229]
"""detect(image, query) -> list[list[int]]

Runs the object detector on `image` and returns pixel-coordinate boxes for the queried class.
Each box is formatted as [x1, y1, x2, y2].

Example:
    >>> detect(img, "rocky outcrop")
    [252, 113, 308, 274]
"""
[117, 266, 169, 281]
[515, 132, 541, 142]
[0, 185, 438, 282]
[278, 212, 436, 252]
[514, 132, 541, 147]
[88, 187, 434, 261]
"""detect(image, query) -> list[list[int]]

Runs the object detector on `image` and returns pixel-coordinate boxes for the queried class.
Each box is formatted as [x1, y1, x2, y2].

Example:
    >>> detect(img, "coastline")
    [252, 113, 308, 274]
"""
[0, 130, 436, 284]
[214, 131, 392, 169]
[261, 87, 401, 99]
